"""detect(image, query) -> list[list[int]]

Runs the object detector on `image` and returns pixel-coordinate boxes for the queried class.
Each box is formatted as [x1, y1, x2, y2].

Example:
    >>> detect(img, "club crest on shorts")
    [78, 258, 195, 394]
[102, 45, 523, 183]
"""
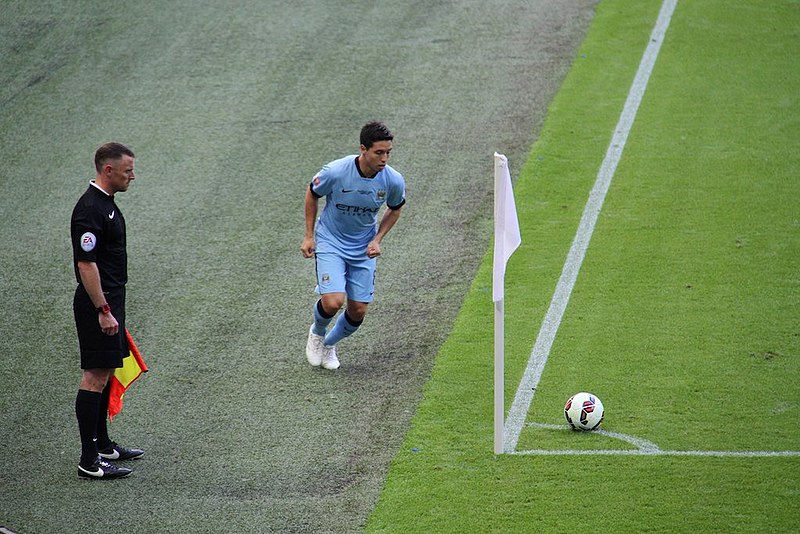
[321, 273, 330, 284]
[80, 232, 97, 252]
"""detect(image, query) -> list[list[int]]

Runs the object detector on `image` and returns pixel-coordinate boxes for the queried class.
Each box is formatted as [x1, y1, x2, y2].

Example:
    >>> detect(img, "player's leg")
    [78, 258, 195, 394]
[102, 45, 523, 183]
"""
[73, 286, 135, 478]
[323, 301, 367, 348]
[322, 257, 375, 352]
[313, 252, 348, 332]
[75, 368, 132, 479]
[307, 253, 346, 365]
[96, 383, 144, 461]
[76, 368, 113, 463]
[312, 298, 333, 335]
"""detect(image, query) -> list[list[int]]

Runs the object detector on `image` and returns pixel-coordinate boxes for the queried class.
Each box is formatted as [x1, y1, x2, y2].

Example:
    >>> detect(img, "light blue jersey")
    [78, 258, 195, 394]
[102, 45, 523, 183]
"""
[310, 155, 406, 260]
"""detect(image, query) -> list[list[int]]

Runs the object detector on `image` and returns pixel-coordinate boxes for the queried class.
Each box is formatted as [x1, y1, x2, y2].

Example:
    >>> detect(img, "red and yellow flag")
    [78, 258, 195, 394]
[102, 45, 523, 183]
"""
[108, 329, 148, 421]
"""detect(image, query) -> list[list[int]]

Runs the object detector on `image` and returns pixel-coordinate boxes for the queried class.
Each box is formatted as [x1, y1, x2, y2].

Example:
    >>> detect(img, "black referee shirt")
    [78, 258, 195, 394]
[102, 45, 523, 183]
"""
[71, 183, 127, 289]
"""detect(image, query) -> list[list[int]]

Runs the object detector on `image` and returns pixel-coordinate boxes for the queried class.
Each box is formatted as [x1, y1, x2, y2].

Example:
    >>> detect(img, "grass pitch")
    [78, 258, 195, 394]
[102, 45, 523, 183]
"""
[0, 0, 594, 532]
[2, 0, 796, 532]
[367, 0, 800, 532]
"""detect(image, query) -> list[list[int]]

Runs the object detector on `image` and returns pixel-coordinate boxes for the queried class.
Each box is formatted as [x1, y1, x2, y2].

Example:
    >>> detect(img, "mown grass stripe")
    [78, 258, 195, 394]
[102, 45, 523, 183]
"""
[504, 0, 678, 452]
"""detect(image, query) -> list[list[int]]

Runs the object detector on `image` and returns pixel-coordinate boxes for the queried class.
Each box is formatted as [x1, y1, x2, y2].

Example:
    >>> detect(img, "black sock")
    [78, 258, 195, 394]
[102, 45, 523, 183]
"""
[75, 389, 101, 466]
[317, 299, 336, 319]
[95, 382, 112, 451]
[343, 311, 363, 328]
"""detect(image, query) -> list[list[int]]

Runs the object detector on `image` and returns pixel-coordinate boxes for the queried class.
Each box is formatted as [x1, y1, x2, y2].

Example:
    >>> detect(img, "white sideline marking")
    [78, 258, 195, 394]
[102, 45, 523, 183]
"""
[517, 424, 800, 457]
[503, 0, 678, 453]
[502, 0, 797, 458]
[513, 449, 800, 457]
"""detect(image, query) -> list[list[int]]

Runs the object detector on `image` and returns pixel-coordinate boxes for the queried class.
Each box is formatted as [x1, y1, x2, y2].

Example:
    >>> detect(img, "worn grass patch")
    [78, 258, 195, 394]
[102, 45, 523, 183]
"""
[0, 1, 595, 533]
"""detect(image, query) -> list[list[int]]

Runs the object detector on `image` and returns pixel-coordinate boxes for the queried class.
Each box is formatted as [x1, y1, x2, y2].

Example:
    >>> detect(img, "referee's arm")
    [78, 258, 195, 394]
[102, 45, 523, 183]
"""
[77, 260, 119, 336]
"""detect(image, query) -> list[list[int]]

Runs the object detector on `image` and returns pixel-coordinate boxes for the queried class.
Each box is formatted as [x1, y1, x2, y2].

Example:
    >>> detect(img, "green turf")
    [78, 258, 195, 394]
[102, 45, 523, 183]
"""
[0, 1, 596, 532]
[367, 0, 800, 532]
[3, 0, 796, 532]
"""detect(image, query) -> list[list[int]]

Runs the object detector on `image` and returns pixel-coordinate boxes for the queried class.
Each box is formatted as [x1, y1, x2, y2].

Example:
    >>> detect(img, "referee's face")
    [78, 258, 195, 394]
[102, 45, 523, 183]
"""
[107, 155, 136, 193]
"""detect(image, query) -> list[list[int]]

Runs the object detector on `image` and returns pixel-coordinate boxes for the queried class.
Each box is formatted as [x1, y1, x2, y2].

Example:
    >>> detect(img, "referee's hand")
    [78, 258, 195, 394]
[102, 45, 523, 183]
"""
[99, 313, 119, 336]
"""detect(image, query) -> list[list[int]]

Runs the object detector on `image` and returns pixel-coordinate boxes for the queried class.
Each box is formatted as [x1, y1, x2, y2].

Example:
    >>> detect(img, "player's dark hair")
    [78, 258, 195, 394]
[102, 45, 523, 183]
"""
[94, 142, 134, 173]
[360, 121, 393, 149]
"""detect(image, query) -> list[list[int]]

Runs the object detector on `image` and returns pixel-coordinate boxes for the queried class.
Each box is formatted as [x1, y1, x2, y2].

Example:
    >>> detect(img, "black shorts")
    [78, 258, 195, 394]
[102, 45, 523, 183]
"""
[73, 285, 127, 369]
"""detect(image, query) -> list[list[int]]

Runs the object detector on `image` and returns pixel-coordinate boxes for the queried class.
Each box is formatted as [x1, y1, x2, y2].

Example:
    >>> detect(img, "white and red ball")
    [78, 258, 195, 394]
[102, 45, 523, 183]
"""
[564, 392, 604, 431]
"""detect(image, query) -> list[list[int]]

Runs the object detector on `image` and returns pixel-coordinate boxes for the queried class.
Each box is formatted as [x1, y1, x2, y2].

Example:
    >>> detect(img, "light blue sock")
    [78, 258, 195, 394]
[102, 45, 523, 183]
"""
[313, 300, 335, 336]
[323, 312, 362, 346]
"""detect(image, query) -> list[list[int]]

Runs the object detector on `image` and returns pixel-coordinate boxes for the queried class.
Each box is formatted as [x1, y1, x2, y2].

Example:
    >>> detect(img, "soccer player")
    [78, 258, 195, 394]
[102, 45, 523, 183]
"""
[71, 142, 144, 479]
[301, 121, 406, 370]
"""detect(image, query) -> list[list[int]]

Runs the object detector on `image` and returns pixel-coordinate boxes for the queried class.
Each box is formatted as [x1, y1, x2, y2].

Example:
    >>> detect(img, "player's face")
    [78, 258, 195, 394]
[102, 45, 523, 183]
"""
[359, 140, 392, 176]
[106, 155, 136, 193]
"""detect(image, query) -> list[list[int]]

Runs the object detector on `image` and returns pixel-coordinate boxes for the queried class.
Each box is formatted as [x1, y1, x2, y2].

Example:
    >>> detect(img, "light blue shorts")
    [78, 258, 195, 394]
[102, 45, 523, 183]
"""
[315, 252, 376, 303]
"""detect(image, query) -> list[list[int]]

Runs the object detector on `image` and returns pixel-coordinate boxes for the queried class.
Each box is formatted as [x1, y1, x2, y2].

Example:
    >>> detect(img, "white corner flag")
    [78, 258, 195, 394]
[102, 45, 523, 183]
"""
[493, 153, 522, 302]
[493, 152, 521, 454]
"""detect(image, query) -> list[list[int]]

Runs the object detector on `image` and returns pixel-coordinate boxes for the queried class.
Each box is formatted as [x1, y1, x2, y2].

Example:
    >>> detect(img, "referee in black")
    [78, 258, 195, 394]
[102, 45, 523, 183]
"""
[71, 142, 144, 479]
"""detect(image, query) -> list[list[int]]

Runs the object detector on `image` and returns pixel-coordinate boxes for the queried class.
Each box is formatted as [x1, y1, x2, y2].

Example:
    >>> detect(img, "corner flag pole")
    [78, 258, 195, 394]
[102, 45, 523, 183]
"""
[493, 153, 521, 454]
[494, 298, 505, 455]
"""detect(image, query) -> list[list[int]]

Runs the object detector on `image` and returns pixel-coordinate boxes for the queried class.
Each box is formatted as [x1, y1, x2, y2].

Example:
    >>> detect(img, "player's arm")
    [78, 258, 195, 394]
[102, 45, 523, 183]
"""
[77, 260, 119, 336]
[367, 206, 402, 258]
[301, 185, 319, 258]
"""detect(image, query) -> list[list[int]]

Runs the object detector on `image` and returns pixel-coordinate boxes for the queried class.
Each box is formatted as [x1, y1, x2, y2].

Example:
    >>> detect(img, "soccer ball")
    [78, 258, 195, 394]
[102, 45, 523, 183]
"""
[564, 392, 604, 431]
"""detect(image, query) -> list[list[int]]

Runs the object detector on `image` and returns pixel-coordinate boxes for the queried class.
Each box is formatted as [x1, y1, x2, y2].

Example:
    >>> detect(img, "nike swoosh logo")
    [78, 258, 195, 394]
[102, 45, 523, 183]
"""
[100, 449, 120, 460]
[109, 211, 115, 220]
[341, 189, 354, 193]
[78, 465, 104, 477]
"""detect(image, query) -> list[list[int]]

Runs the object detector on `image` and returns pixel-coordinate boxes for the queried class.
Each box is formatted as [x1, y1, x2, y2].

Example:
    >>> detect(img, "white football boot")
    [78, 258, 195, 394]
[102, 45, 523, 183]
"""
[321, 344, 340, 370]
[305, 325, 324, 366]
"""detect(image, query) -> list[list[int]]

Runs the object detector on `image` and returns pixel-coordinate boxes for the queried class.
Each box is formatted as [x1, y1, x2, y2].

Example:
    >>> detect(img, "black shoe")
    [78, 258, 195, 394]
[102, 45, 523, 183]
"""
[78, 457, 132, 479]
[98, 442, 145, 461]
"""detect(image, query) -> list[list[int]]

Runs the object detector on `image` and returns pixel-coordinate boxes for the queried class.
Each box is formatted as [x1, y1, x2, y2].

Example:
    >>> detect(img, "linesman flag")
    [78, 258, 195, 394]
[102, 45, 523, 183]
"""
[493, 152, 522, 302]
[108, 329, 149, 422]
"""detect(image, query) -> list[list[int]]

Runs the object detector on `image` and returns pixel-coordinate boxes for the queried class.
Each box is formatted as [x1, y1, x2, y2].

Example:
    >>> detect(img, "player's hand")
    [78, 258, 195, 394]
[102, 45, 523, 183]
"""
[99, 313, 119, 336]
[366, 240, 381, 258]
[301, 237, 315, 258]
